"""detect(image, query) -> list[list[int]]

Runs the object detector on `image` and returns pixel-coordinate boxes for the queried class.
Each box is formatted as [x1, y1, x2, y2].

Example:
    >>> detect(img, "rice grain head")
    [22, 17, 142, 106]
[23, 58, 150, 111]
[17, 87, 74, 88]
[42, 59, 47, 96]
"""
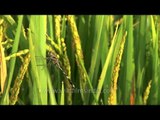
[108, 31, 127, 105]
[143, 80, 152, 105]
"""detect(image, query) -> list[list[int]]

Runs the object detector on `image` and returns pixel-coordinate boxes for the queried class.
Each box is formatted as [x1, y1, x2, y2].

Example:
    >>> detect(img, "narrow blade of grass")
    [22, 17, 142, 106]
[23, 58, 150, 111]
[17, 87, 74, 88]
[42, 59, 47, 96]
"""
[29, 15, 48, 104]
[60, 81, 65, 105]
[149, 15, 159, 104]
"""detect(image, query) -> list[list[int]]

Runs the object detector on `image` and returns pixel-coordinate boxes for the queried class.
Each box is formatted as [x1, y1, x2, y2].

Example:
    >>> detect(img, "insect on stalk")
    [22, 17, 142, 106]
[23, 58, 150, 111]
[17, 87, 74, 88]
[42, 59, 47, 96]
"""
[47, 51, 75, 89]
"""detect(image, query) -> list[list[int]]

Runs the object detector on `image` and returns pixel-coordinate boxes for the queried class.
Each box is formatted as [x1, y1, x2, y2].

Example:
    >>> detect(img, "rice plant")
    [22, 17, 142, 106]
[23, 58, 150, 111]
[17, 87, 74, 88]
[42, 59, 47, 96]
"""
[0, 15, 159, 105]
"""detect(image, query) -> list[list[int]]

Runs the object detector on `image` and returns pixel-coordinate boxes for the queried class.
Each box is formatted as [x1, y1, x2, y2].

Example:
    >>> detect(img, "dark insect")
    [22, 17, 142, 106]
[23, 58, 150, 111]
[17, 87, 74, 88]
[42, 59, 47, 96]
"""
[47, 51, 75, 89]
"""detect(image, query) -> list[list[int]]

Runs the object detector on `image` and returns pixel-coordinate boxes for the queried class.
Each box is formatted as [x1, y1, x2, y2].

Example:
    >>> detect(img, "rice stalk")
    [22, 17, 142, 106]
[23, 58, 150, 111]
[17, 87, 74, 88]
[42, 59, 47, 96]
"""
[108, 31, 127, 105]
[48, 15, 73, 104]
[67, 15, 87, 103]
[94, 22, 121, 104]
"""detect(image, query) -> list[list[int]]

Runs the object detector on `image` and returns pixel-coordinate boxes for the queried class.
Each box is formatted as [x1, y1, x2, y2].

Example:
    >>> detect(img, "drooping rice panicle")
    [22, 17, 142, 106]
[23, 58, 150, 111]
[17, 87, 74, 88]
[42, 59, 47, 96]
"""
[5, 49, 29, 61]
[46, 34, 61, 54]
[9, 53, 30, 105]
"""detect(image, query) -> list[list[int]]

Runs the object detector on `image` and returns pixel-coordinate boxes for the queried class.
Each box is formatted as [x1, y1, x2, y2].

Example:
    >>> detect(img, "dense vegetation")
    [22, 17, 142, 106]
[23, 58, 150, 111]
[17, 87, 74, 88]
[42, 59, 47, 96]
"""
[0, 15, 159, 105]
